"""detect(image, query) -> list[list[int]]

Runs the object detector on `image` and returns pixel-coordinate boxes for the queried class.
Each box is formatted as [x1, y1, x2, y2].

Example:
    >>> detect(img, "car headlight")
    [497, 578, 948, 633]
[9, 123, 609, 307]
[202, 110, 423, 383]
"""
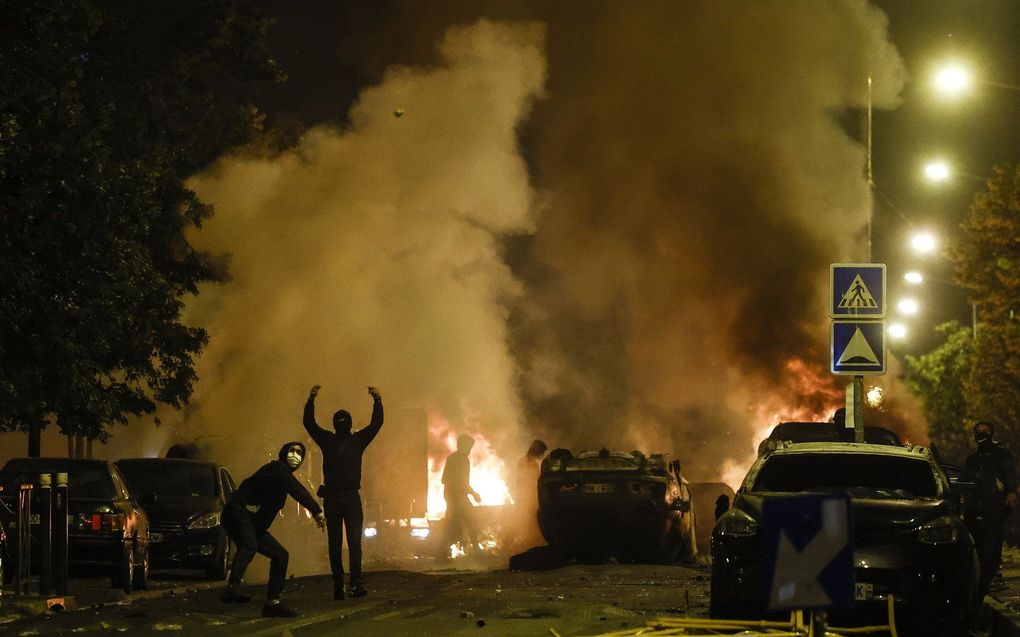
[364, 527, 378, 538]
[187, 512, 221, 530]
[718, 510, 758, 537]
[918, 516, 960, 545]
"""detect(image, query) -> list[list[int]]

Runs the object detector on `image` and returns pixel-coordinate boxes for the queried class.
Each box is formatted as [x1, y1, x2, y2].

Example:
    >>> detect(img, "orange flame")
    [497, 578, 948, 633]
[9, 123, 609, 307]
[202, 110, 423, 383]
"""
[425, 411, 510, 519]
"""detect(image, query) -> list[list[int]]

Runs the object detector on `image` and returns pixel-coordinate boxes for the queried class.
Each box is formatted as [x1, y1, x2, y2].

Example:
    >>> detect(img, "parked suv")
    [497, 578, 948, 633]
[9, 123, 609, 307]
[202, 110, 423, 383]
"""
[0, 458, 149, 593]
[116, 458, 235, 579]
[711, 442, 980, 635]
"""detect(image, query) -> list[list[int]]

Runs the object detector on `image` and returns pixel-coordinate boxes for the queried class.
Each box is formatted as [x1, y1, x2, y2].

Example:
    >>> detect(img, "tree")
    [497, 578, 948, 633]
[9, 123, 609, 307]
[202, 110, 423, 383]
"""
[904, 321, 974, 464]
[952, 164, 1020, 452]
[0, 0, 280, 454]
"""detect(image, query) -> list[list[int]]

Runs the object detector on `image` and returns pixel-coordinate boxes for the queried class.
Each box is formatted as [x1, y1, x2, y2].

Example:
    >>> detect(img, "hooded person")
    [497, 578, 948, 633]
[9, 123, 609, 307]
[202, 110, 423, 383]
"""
[965, 420, 1019, 593]
[303, 384, 383, 600]
[219, 441, 325, 617]
[440, 433, 481, 557]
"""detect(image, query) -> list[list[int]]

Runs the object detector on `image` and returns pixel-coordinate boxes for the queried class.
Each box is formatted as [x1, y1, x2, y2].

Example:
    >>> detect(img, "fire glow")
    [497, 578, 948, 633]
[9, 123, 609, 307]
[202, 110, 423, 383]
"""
[425, 411, 511, 519]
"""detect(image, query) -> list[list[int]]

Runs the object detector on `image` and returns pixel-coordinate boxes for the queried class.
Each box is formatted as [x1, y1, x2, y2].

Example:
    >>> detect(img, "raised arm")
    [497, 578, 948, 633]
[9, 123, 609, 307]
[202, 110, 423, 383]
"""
[357, 386, 384, 446]
[303, 384, 331, 447]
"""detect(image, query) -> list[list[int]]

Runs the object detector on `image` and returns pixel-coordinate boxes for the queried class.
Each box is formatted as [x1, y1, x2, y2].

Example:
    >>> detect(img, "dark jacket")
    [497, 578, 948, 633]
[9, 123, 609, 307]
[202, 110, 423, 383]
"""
[303, 396, 383, 495]
[966, 440, 1018, 523]
[225, 441, 322, 532]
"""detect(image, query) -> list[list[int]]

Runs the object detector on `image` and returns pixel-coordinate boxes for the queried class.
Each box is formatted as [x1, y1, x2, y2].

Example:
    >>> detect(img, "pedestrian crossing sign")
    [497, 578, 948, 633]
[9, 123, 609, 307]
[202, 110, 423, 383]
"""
[830, 264, 886, 318]
[831, 321, 886, 375]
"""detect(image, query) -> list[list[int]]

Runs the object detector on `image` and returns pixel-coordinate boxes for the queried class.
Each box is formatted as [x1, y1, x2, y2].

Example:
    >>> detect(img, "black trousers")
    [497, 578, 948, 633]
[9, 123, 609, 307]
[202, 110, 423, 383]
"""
[324, 490, 364, 585]
[443, 489, 478, 551]
[221, 506, 289, 600]
[972, 516, 1006, 594]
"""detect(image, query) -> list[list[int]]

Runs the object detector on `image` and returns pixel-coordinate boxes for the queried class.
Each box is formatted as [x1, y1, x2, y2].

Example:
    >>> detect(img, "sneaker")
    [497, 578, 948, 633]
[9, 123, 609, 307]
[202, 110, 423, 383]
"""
[220, 585, 252, 604]
[261, 601, 298, 618]
[348, 583, 368, 598]
[333, 582, 345, 600]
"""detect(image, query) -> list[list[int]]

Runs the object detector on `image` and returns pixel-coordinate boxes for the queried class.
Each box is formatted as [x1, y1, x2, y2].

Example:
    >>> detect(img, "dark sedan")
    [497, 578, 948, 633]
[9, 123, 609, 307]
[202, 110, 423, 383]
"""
[0, 458, 149, 593]
[711, 441, 980, 636]
[537, 448, 697, 563]
[116, 458, 235, 579]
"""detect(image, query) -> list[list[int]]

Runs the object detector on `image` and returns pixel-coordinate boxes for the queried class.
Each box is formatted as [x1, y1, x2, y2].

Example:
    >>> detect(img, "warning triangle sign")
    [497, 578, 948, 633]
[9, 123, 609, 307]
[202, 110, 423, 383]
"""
[837, 328, 880, 365]
[837, 275, 878, 310]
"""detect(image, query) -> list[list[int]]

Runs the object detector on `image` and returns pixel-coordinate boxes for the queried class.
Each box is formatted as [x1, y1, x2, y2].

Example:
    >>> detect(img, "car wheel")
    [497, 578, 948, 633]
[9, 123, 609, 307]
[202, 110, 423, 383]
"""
[113, 541, 134, 594]
[131, 541, 149, 591]
[206, 534, 230, 580]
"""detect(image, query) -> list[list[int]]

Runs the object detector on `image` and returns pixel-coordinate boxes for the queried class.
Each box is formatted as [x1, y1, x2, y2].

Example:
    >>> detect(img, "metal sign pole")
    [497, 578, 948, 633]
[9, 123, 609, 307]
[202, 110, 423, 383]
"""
[853, 375, 865, 443]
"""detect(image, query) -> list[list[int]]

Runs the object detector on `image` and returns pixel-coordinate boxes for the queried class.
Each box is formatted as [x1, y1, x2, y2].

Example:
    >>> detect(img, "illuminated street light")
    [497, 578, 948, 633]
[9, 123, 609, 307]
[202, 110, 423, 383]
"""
[897, 298, 919, 315]
[933, 63, 972, 98]
[888, 323, 908, 339]
[910, 231, 938, 255]
[904, 271, 924, 284]
[924, 160, 951, 183]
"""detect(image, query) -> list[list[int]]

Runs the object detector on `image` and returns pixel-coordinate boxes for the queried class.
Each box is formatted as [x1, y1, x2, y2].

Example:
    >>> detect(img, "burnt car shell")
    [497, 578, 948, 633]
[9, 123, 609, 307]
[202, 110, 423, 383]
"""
[0, 457, 149, 593]
[116, 458, 235, 579]
[711, 442, 980, 633]
[538, 448, 696, 563]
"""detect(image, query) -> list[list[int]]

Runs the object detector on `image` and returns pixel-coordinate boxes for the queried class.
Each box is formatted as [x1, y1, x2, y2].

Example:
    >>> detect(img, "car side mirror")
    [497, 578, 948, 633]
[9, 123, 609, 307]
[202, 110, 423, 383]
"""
[671, 498, 691, 513]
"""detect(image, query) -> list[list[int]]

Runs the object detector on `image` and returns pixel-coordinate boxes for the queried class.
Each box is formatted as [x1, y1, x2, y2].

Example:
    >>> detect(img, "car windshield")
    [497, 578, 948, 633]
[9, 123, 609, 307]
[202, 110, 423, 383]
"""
[118, 462, 216, 498]
[751, 453, 939, 498]
[0, 462, 114, 499]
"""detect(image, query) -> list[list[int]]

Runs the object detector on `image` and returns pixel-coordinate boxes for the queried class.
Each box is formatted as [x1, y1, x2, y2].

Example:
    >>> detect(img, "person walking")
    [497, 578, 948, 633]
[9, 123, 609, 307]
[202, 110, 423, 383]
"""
[965, 420, 1019, 594]
[509, 439, 547, 551]
[441, 433, 481, 557]
[303, 384, 383, 600]
[219, 441, 325, 617]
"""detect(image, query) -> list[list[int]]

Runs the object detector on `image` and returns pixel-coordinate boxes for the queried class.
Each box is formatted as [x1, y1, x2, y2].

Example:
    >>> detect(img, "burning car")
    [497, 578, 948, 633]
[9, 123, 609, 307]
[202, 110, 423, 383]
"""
[537, 448, 697, 563]
[711, 441, 980, 634]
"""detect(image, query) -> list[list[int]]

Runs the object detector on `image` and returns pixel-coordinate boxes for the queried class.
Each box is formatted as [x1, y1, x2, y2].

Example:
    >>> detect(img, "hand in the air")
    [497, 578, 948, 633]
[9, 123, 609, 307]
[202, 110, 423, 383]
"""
[309, 384, 321, 399]
[368, 386, 381, 400]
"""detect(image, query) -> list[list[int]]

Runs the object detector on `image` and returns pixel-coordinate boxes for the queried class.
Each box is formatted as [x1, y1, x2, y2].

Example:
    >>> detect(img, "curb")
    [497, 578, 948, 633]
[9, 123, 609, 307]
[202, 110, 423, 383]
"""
[983, 596, 1020, 637]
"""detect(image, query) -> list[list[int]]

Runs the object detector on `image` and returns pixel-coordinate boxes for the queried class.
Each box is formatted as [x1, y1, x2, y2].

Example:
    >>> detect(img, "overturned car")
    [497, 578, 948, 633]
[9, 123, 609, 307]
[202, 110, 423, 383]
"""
[537, 448, 697, 563]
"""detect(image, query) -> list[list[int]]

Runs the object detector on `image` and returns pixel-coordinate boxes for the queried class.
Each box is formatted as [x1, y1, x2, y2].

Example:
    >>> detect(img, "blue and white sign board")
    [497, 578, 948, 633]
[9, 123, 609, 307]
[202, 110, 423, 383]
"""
[830, 264, 886, 319]
[763, 494, 854, 611]
[831, 321, 886, 375]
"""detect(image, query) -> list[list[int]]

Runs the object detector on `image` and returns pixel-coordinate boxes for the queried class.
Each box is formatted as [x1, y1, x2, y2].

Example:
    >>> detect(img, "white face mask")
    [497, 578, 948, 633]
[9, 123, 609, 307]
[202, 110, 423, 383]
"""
[286, 448, 303, 469]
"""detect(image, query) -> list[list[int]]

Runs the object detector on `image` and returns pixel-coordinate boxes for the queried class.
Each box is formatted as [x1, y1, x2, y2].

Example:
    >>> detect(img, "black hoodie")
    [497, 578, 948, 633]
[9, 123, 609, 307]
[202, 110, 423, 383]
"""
[225, 441, 322, 531]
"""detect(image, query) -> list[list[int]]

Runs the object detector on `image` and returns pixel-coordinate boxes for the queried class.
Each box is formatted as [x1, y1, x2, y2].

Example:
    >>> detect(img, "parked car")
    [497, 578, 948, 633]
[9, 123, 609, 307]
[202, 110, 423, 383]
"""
[757, 421, 902, 455]
[116, 458, 235, 579]
[711, 441, 980, 635]
[537, 448, 697, 563]
[0, 458, 149, 593]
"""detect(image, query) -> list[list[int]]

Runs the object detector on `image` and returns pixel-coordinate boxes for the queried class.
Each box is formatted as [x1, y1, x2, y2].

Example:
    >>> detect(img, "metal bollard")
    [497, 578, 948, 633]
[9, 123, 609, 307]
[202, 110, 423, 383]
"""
[53, 472, 69, 596]
[15, 482, 33, 597]
[39, 473, 53, 596]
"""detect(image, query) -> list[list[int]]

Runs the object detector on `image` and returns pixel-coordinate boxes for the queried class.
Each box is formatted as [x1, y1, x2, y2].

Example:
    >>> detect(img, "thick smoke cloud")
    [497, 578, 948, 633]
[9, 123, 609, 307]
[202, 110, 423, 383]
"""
[124, 2, 919, 498]
[174, 20, 546, 480]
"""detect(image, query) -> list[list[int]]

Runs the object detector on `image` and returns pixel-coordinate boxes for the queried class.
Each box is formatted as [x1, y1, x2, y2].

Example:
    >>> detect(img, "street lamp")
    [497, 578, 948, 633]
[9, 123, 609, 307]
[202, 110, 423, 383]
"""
[897, 298, 919, 315]
[904, 271, 924, 284]
[933, 63, 972, 98]
[910, 231, 938, 255]
[888, 323, 908, 339]
[924, 160, 951, 183]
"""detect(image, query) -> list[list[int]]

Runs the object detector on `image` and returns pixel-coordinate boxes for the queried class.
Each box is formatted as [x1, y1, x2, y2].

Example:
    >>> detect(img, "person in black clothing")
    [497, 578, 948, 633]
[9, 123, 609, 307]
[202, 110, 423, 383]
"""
[303, 384, 383, 600]
[965, 420, 1019, 594]
[219, 441, 325, 617]
[441, 433, 481, 557]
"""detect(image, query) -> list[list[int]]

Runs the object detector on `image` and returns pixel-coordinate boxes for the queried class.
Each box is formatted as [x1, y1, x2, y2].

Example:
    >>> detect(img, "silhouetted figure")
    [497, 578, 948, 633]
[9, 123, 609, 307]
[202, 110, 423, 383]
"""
[442, 433, 481, 556]
[304, 384, 383, 600]
[510, 439, 548, 551]
[966, 420, 1018, 594]
[219, 441, 324, 617]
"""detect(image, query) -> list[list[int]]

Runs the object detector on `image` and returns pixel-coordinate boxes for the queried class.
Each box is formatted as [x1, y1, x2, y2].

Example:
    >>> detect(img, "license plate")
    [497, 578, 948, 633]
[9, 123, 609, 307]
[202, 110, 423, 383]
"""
[855, 583, 874, 601]
[582, 483, 614, 494]
[150, 532, 164, 543]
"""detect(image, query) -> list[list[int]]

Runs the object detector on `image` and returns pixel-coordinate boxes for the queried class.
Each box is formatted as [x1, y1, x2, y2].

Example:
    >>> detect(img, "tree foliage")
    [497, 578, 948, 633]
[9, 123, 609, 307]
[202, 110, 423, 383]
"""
[904, 321, 973, 465]
[0, 0, 279, 450]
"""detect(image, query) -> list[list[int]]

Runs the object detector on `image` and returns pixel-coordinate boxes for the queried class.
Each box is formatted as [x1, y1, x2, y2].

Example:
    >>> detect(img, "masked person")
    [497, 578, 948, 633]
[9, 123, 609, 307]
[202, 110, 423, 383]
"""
[304, 384, 383, 600]
[965, 420, 1019, 594]
[219, 441, 325, 617]
[441, 433, 481, 557]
